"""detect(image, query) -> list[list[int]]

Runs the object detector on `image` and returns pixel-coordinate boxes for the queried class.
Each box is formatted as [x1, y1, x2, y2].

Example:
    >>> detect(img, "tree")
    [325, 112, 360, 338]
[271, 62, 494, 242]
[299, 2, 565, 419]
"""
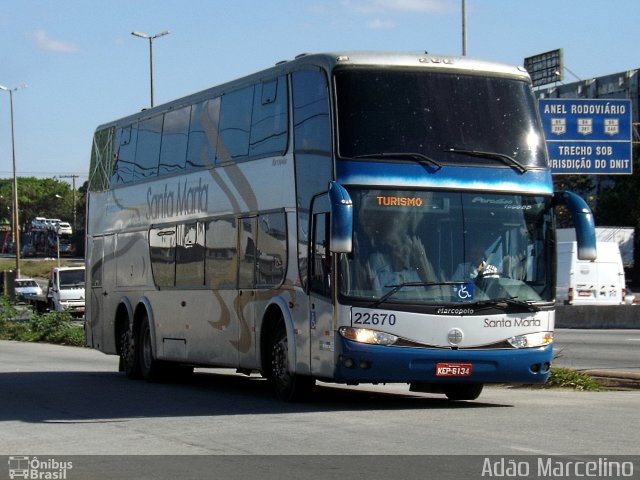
[594, 153, 640, 284]
[595, 149, 640, 228]
[0, 177, 76, 229]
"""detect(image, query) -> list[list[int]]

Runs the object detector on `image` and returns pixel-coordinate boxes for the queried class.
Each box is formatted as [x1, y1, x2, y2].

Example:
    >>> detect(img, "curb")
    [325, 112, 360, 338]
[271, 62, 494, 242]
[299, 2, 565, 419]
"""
[583, 370, 640, 389]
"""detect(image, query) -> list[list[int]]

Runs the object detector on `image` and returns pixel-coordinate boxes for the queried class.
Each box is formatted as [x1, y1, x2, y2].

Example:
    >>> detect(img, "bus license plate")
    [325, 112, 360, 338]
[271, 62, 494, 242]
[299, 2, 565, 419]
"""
[436, 363, 472, 377]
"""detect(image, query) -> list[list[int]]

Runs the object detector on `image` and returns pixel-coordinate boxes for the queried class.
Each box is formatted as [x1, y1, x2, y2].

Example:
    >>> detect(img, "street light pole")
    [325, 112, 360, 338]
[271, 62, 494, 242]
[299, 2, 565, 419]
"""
[461, 0, 467, 56]
[131, 30, 170, 108]
[54, 194, 63, 268]
[0, 83, 27, 279]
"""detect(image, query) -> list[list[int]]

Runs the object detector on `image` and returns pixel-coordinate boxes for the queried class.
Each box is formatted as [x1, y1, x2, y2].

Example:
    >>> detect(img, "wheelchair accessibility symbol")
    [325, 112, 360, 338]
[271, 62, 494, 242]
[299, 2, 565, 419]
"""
[455, 282, 474, 301]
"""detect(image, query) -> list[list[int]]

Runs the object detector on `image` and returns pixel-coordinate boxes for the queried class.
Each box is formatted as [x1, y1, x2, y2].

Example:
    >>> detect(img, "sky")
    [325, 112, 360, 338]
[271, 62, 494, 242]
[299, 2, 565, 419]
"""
[1, 0, 639, 187]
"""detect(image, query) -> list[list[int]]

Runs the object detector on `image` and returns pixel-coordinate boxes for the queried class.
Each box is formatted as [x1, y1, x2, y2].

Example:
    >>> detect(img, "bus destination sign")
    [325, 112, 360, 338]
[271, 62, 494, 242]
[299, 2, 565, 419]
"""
[539, 98, 632, 175]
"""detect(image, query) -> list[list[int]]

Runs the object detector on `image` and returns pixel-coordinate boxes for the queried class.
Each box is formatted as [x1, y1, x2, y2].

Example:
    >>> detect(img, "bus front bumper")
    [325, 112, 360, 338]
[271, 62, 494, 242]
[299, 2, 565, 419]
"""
[334, 337, 553, 385]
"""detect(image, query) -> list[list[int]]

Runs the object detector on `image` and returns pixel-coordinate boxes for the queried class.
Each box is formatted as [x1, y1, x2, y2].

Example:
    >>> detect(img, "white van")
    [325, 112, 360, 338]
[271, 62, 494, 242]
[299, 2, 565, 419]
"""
[556, 241, 625, 305]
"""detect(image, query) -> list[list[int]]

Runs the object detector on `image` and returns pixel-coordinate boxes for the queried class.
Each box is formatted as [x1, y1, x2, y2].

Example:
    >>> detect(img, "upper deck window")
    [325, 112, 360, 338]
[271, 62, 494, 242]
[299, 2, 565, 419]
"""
[335, 68, 547, 169]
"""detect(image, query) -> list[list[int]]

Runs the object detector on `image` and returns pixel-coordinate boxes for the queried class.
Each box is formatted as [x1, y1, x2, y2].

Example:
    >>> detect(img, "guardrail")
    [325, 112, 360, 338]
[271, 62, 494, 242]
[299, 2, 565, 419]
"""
[556, 305, 640, 328]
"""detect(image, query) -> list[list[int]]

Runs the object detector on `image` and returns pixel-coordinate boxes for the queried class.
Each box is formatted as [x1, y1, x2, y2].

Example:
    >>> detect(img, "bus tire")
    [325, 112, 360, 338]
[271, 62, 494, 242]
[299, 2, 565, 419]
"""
[268, 322, 315, 402]
[138, 314, 166, 382]
[443, 383, 484, 401]
[119, 326, 142, 379]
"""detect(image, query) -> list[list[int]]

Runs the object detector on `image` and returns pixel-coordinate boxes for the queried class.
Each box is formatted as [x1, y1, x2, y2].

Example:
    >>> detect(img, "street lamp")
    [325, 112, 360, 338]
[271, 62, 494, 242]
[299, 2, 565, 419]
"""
[131, 30, 170, 108]
[461, 0, 467, 56]
[54, 194, 63, 267]
[0, 83, 27, 279]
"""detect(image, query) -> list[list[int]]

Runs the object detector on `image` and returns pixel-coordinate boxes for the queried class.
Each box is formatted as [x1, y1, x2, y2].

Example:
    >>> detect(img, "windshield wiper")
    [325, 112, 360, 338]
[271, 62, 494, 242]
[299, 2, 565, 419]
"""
[352, 152, 442, 170]
[473, 296, 540, 312]
[446, 147, 527, 174]
[372, 281, 466, 308]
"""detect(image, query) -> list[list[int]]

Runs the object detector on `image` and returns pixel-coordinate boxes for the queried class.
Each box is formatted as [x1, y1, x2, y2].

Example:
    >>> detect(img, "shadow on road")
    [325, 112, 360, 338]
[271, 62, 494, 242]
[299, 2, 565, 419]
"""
[0, 369, 512, 423]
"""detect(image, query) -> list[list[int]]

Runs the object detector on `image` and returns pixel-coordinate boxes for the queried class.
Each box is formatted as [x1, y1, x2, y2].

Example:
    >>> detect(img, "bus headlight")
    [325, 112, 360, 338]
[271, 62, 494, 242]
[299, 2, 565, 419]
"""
[507, 331, 553, 348]
[339, 327, 398, 346]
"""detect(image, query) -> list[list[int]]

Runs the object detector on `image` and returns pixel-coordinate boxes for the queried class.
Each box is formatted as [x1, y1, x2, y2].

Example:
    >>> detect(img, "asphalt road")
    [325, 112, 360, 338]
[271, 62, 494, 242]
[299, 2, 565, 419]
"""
[1, 340, 639, 462]
[553, 329, 640, 372]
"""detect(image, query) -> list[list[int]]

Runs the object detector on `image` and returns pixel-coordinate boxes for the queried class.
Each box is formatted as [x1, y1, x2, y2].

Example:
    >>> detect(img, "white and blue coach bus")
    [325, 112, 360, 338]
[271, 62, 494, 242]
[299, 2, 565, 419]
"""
[85, 52, 596, 401]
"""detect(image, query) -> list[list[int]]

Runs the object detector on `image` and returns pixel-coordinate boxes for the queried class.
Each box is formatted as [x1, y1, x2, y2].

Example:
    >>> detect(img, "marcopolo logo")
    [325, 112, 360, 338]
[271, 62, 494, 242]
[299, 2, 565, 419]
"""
[8, 456, 73, 479]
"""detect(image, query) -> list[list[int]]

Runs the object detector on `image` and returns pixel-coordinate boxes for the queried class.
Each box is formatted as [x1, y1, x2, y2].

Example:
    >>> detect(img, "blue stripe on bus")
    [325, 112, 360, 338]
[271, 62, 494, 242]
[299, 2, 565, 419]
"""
[334, 337, 553, 384]
[336, 161, 553, 194]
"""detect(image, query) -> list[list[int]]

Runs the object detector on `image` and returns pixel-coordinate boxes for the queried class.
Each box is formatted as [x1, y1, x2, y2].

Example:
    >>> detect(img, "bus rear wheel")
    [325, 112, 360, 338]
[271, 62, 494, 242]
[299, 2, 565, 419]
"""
[443, 383, 484, 401]
[268, 322, 314, 402]
[138, 315, 165, 382]
[119, 326, 141, 379]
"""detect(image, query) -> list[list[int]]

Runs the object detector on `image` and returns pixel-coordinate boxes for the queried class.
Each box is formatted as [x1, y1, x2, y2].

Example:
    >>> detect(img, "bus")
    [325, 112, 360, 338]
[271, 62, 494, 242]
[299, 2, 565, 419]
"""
[85, 52, 596, 402]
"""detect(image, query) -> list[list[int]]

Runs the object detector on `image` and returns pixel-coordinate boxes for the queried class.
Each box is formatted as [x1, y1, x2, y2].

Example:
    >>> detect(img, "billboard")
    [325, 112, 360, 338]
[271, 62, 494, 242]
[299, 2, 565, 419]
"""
[539, 98, 632, 174]
[524, 49, 563, 87]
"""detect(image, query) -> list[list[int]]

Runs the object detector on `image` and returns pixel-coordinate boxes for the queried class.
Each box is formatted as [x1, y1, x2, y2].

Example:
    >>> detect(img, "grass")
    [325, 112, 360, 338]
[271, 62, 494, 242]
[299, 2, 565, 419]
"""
[0, 296, 84, 347]
[0, 258, 82, 279]
[545, 367, 603, 391]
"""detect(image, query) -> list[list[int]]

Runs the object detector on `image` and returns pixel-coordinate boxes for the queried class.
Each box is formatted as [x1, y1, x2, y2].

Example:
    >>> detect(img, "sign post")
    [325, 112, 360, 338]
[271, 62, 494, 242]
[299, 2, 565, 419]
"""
[539, 98, 632, 175]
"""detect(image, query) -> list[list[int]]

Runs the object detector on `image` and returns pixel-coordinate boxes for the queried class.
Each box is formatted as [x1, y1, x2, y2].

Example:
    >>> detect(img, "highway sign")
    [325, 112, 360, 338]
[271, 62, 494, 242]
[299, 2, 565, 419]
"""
[539, 98, 632, 174]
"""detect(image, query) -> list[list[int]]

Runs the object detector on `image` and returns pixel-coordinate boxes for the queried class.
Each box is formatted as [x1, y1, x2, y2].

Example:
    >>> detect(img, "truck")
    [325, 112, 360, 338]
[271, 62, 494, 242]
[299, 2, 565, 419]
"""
[557, 226, 634, 267]
[556, 241, 625, 305]
[23, 217, 76, 257]
[28, 266, 86, 317]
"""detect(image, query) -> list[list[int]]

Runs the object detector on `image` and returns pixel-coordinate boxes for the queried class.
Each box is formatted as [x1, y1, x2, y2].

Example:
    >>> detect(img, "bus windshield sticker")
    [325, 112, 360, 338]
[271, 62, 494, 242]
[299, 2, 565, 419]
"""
[454, 282, 474, 301]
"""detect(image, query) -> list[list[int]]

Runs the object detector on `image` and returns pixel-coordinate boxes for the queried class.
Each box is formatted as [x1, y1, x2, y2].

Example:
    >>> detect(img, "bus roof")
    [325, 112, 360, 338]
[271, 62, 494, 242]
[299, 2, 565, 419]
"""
[95, 51, 531, 131]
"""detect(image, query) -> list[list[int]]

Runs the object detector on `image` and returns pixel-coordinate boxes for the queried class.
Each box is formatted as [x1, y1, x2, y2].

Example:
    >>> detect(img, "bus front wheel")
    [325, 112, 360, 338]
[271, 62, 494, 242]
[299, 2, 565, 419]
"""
[443, 383, 484, 401]
[268, 322, 315, 402]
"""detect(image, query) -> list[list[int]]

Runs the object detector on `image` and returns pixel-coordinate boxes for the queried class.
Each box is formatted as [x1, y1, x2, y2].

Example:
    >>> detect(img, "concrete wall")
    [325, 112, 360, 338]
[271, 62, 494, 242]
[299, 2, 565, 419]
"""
[556, 305, 640, 328]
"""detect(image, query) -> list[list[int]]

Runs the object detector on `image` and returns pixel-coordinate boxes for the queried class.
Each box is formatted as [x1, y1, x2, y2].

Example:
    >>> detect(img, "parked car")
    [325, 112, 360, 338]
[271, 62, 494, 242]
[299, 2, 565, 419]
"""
[31, 217, 46, 229]
[45, 218, 61, 230]
[56, 221, 73, 235]
[14, 278, 43, 300]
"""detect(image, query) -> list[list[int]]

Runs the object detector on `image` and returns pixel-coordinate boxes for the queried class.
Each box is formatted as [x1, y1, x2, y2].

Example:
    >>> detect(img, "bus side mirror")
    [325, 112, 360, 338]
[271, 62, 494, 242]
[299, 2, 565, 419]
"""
[328, 181, 353, 253]
[554, 191, 597, 260]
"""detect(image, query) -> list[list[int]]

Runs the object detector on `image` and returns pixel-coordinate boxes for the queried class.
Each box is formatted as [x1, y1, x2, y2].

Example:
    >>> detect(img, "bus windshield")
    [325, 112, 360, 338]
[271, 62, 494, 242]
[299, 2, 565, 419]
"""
[339, 188, 554, 305]
[335, 68, 547, 169]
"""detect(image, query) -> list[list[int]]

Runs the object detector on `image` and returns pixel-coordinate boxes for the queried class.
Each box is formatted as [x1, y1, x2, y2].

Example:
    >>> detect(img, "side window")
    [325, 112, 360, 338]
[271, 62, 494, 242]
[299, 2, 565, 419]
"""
[90, 127, 115, 192]
[292, 69, 332, 290]
[292, 70, 331, 155]
[310, 212, 331, 297]
[159, 106, 191, 175]
[149, 226, 176, 288]
[250, 77, 288, 158]
[111, 124, 137, 186]
[205, 217, 238, 288]
[187, 98, 220, 169]
[175, 222, 205, 286]
[134, 115, 163, 181]
[218, 86, 254, 163]
[238, 217, 256, 289]
[256, 212, 287, 287]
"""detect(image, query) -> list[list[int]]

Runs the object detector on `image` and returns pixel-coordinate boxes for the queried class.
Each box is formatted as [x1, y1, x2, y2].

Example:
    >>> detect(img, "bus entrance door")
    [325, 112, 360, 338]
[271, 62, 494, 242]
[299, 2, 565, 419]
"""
[87, 234, 114, 348]
[309, 211, 335, 377]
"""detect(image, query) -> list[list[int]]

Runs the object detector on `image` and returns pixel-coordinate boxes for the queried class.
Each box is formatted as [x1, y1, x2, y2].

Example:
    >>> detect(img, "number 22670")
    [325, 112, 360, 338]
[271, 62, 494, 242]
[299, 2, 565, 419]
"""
[352, 312, 397, 326]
